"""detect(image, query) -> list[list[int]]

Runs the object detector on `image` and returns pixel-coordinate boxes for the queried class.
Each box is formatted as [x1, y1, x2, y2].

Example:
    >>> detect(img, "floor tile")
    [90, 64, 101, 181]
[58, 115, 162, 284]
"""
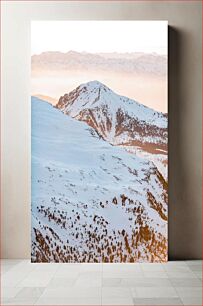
[102, 277, 122, 287]
[193, 271, 202, 279]
[180, 296, 203, 305]
[1, 299, 10, 305]
[133, 297, 183, 305]
[2, 263, 35, 287]
[1, 259, 202, 306]
[47, 277, 76, 288]
[54, 266, 80, 278]
[122, 277, 172, 287]
[41, 287, 101, 298]
[102, 286, 132, 298]
[142, 271, 169, 278]
[1, 259, 26, 265]
[35, 297, 102, 305]
[75, 276, 102, 287]
[32, 263, 59, 273]
[189, 265, 202, 272]
[17, 271, 56, 287]
[164, 264, 192, 272]
[102, 297, 134, 305]
[2, 287, 22, 299]
[74, 271, 102, 287]
[164, 261, 188, 266]
[169, 277, 202, 287]
[166, 271, 197, 278]
[140, 263, 165, 272]
[175, 287, 202, 298]
[3, 296, 38, 305]
[186, 260, 202, 266]
[14, 287, 45, 298]
[134, 286, 178, 298]
[1, 265, 15, 274]
[102, 263, 142, 276]
[79, 271, 102, 278]
[80, 263, 102, 272]
[102, 271, 144, 279]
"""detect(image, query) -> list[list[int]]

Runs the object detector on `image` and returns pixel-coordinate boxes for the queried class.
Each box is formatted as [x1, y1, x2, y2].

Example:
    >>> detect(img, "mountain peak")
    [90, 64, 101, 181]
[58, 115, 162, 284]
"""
[57, 81, 167, 127]
[80, 80, 111, 91]
[55, 82, 167, 178]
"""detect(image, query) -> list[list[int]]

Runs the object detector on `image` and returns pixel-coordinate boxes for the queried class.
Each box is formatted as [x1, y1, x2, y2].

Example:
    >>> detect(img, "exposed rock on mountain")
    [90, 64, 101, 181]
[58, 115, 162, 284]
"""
[56, 81, 168, 177]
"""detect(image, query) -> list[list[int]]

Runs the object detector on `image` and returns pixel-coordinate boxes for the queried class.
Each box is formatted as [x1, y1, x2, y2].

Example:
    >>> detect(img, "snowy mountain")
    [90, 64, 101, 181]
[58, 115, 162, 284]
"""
[56, 81, 168, 177]
[31, 97, 167, 263]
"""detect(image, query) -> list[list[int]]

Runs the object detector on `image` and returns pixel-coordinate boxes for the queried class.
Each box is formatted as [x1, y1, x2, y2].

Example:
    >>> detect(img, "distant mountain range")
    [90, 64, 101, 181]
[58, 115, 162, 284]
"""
[32, 51, 167, 76]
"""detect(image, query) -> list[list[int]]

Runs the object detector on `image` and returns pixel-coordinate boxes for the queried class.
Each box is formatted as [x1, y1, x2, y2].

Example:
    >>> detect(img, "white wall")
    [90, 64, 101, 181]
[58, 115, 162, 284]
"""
[1, 1, 202, 259]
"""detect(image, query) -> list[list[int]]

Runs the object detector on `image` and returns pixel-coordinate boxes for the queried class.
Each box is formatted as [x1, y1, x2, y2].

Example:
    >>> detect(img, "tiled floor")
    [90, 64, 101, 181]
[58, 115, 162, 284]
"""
[1, 260, 202, 305]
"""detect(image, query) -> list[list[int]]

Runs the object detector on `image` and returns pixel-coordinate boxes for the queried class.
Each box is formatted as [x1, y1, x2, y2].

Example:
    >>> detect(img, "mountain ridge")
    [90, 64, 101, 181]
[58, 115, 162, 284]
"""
[56, 80, 167, 149]
[56, 81, 168, 178]
[32, 51, 167, 76]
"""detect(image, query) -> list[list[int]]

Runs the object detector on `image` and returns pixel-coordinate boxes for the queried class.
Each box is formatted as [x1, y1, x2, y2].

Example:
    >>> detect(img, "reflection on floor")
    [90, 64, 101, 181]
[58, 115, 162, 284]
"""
[1, 260, 202, 305]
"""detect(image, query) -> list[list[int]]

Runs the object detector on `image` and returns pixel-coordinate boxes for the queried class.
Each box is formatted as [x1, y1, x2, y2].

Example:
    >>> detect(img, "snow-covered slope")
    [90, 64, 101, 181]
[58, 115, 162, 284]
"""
[32, 97, 168, 263]
[56, 81, 168, 177]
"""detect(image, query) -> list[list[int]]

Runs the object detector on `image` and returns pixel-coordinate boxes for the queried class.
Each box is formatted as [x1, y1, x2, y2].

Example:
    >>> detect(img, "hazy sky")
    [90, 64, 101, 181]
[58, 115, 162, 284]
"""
[31, 21, 168, 112]
[31, 21, 168, 55]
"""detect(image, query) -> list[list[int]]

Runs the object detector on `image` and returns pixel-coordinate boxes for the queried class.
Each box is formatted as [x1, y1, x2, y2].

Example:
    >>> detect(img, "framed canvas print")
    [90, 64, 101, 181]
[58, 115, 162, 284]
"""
[31, 21, 168, 263]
